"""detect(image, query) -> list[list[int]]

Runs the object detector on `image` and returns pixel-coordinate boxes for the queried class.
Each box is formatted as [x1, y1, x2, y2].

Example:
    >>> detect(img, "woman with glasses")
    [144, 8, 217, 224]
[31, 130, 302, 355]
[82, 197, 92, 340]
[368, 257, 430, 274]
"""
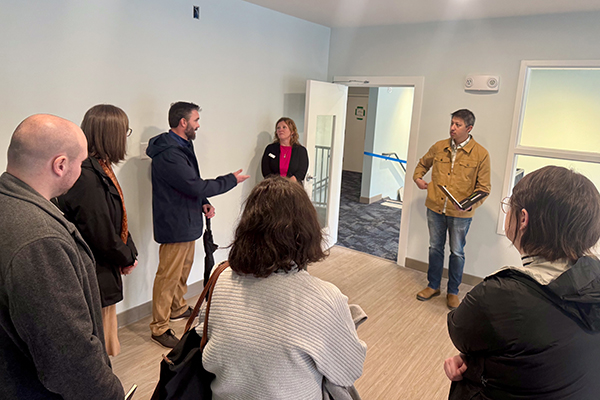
[55, 104, 138, 356]
[444, 165, 600, 399]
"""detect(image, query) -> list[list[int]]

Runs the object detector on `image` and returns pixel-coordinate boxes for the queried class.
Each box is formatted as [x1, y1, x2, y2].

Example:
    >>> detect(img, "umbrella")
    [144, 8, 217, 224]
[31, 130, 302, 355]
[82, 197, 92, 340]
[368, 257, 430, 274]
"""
[202, 215, 219, 288]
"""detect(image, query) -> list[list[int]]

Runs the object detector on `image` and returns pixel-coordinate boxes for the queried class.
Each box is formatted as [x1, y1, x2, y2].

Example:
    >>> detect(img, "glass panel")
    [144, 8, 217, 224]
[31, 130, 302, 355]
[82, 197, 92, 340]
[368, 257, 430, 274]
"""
[312, 115, 335, 228]
[520, 68, 600, 153]
[514, 154, 600, 192]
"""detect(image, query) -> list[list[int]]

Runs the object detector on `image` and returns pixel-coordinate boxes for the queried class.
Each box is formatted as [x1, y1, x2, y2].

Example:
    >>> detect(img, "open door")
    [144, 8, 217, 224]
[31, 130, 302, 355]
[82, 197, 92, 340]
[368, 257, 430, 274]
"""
[303, 80, 349, 248]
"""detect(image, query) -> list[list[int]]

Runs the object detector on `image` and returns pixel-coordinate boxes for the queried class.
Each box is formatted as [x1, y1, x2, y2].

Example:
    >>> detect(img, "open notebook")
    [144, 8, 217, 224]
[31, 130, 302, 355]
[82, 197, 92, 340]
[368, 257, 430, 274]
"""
[438, 185, 488, 210]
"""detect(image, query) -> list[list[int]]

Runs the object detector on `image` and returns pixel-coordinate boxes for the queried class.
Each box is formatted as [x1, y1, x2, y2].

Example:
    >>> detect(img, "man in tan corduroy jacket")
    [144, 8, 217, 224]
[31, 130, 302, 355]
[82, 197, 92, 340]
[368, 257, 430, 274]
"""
[413, 109, 491, 310]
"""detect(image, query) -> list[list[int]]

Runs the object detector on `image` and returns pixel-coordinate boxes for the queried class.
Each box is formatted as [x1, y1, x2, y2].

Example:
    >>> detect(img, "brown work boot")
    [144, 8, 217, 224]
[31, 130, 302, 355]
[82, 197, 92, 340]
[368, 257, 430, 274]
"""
[416, 287, 441, 301]
[447, 294, 460, 310]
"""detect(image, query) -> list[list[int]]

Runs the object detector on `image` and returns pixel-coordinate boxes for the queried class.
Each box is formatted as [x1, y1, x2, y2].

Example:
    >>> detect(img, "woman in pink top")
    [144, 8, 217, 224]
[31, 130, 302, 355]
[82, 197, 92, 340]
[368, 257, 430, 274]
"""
[261, 117, 309, 184]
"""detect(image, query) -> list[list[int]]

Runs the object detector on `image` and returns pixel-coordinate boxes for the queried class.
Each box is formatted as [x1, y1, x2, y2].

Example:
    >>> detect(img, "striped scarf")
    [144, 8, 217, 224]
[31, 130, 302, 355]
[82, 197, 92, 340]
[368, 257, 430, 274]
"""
[97, 159, 128, 244]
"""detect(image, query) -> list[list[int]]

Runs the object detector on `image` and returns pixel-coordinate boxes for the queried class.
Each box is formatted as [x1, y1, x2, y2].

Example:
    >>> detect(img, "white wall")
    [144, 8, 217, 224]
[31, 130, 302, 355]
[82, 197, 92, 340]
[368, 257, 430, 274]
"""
[328, 10, 600, 278]
[0, 0, 330, 313]
[343, 94, 368, 172]
[369, 87, 413, 200]
[360, 88, 379, 200]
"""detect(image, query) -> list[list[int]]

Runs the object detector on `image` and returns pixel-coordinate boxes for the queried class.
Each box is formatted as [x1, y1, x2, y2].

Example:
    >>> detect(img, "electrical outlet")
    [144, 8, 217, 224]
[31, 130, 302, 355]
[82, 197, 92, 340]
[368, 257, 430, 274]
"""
[193, 6, 200, 20]
[140, 142, 150, 160]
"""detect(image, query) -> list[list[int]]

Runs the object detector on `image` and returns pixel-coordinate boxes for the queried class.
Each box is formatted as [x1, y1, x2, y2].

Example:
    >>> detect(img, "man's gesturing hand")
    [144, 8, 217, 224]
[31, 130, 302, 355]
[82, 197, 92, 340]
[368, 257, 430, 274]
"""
[233, 169, 250, 184]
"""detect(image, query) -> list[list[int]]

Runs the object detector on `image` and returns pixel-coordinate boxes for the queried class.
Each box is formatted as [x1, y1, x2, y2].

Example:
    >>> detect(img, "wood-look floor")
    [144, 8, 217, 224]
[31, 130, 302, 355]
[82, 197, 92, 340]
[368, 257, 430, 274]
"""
[112, 246, 471, 399]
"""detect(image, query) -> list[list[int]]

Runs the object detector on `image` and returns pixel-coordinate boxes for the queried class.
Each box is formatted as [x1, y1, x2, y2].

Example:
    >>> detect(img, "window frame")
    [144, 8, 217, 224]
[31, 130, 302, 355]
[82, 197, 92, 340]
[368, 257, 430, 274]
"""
[497, 60, 600, 234]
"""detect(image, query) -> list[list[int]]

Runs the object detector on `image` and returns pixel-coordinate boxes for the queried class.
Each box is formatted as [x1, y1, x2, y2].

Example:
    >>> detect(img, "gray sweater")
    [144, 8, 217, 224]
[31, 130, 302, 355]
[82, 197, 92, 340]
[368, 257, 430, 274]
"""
[0, 172, 124, 400]
[200, 268, 367, 400]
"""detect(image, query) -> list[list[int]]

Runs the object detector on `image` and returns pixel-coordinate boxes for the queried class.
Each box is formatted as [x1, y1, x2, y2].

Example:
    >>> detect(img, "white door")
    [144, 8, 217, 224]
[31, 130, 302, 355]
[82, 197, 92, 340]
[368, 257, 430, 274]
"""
[303, 80, 349, 249]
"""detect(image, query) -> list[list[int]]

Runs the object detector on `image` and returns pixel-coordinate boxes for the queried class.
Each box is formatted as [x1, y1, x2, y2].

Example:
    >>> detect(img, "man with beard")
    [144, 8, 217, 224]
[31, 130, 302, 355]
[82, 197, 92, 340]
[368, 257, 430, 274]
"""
[0, 115, 124, 399]
[147, 102, 249, 347]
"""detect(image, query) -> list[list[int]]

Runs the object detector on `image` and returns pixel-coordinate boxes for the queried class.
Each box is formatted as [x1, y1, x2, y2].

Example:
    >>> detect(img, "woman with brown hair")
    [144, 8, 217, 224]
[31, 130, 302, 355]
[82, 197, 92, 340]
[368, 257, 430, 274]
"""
[56, 104, 138, 356]
[200, 176, 366, 399]
[261, 117, 309, 184]
[444, 165, 600, 399]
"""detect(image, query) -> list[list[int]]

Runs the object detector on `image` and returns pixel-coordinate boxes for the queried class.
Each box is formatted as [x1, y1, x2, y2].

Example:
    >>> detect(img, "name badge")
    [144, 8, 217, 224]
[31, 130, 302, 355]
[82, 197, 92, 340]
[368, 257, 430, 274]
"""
[268, 153, 276, 159]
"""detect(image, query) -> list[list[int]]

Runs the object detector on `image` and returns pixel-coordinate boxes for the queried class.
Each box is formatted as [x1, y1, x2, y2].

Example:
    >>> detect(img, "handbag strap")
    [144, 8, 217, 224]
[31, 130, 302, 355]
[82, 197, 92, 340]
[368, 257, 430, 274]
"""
[199, 260, 228, 350]
[184, 261, 229, 335]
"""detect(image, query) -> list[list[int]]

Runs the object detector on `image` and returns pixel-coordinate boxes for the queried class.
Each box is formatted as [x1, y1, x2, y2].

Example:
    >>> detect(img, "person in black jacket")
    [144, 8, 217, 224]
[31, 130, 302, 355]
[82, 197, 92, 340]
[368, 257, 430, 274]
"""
[261, 117, 309, 184]
[56, 104, 138, 357]
[146, 101, 249, 348]
[444, 166, 600, 400]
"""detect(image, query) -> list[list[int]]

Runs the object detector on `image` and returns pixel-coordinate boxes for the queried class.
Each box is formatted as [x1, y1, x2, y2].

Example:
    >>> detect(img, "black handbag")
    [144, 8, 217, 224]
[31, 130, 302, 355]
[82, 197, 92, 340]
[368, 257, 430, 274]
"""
[150, 261, 229, 400]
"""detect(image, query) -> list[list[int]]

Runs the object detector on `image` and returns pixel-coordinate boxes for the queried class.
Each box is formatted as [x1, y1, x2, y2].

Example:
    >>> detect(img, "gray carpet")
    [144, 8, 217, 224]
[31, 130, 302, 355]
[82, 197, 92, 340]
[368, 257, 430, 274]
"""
[336, 170, 401, 261]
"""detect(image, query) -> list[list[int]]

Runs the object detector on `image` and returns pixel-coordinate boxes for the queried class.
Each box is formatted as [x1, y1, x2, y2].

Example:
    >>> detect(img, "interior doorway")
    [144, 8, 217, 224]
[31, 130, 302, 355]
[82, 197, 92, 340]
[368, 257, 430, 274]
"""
[333, 76, 424, 265]
[336, 86, 414, 261]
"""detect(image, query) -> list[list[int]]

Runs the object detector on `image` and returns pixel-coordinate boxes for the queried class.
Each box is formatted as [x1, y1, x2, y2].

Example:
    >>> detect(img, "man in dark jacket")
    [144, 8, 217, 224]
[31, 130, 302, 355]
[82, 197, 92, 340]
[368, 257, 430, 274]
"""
[0, 115, 125, 399]
[147, 101, 249, 347]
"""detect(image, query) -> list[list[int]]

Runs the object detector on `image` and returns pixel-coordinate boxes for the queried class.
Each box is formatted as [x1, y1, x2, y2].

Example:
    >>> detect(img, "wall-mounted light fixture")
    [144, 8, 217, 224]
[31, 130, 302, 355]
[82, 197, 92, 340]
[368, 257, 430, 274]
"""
[464, 75, 499, 92]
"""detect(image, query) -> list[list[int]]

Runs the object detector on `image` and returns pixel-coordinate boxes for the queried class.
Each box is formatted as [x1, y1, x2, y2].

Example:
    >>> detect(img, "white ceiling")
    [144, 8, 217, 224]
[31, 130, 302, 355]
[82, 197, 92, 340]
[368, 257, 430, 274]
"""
[242, 0, 600, 28]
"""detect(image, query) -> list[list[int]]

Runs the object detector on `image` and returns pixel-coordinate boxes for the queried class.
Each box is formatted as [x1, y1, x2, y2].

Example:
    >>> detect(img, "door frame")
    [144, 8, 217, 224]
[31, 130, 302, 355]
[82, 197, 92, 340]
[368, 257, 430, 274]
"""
[332, 75, 425, 267]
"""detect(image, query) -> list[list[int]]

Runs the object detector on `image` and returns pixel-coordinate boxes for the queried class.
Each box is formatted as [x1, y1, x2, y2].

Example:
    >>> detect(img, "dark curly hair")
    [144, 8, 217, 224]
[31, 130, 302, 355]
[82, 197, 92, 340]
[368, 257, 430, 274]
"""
[228, 176, 327, 277]
[507, 165, 600, 262]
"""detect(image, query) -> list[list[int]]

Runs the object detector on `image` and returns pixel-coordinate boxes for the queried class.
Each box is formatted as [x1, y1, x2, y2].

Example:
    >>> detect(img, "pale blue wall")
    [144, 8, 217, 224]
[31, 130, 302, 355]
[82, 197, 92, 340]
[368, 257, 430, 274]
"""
[361, 87, 414, 200]
[360, 88, 378, 200]
[0, 0, 331, 312]
[328, 10, 600, 278]
[370, 87, 413, 200]
[4, 2, 600, 288]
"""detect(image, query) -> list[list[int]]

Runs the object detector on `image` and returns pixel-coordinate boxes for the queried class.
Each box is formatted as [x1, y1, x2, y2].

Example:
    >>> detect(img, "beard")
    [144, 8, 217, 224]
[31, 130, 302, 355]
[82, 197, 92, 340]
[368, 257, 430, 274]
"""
[184, 125, 197, 141]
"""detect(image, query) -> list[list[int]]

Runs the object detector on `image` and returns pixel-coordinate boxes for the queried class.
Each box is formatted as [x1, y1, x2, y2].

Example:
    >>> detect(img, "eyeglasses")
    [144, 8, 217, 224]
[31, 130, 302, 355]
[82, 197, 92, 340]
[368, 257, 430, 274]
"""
[126, 128, 133, 137]
[500, 196, 511, 214]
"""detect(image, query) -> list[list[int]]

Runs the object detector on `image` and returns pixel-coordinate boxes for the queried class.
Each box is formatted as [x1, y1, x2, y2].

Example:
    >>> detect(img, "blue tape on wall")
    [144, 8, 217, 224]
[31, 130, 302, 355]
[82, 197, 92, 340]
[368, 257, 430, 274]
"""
[364, 152, 407, 164]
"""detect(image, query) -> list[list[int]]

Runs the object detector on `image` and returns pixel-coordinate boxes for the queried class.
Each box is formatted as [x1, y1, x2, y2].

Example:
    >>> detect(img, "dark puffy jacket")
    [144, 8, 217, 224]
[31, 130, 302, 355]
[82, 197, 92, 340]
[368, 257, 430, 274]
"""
[448, 256, 600, 400]
[146, 131, 237, 243]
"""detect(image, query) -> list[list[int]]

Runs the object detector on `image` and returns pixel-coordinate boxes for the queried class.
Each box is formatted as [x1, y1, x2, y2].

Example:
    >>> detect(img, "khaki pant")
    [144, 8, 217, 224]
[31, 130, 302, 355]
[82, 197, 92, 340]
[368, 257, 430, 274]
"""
[102, 304, 120, 356]
[150, 241, 195, 336]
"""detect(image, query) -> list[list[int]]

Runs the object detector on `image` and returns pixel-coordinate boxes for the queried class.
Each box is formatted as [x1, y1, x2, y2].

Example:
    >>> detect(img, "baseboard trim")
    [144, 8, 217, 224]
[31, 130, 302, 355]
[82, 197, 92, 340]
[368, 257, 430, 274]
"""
[404, 257, 483, 287]
[117, 279, 205, 328]
[359, 194, 382, 204]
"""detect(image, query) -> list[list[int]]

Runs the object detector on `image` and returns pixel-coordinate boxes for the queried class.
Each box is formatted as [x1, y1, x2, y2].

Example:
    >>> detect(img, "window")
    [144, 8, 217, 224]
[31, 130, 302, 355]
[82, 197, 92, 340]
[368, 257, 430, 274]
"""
[498, 61, 600, 234]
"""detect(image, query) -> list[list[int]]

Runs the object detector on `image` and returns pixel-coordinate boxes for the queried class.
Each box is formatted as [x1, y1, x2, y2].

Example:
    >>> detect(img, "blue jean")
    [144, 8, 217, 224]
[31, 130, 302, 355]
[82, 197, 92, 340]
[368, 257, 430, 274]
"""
[426, 209, 472, 295]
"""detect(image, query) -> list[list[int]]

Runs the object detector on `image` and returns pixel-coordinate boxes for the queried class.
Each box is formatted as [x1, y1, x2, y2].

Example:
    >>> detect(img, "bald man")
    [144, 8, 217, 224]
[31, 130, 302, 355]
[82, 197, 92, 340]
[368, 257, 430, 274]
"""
[0, 115, 125, 400]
